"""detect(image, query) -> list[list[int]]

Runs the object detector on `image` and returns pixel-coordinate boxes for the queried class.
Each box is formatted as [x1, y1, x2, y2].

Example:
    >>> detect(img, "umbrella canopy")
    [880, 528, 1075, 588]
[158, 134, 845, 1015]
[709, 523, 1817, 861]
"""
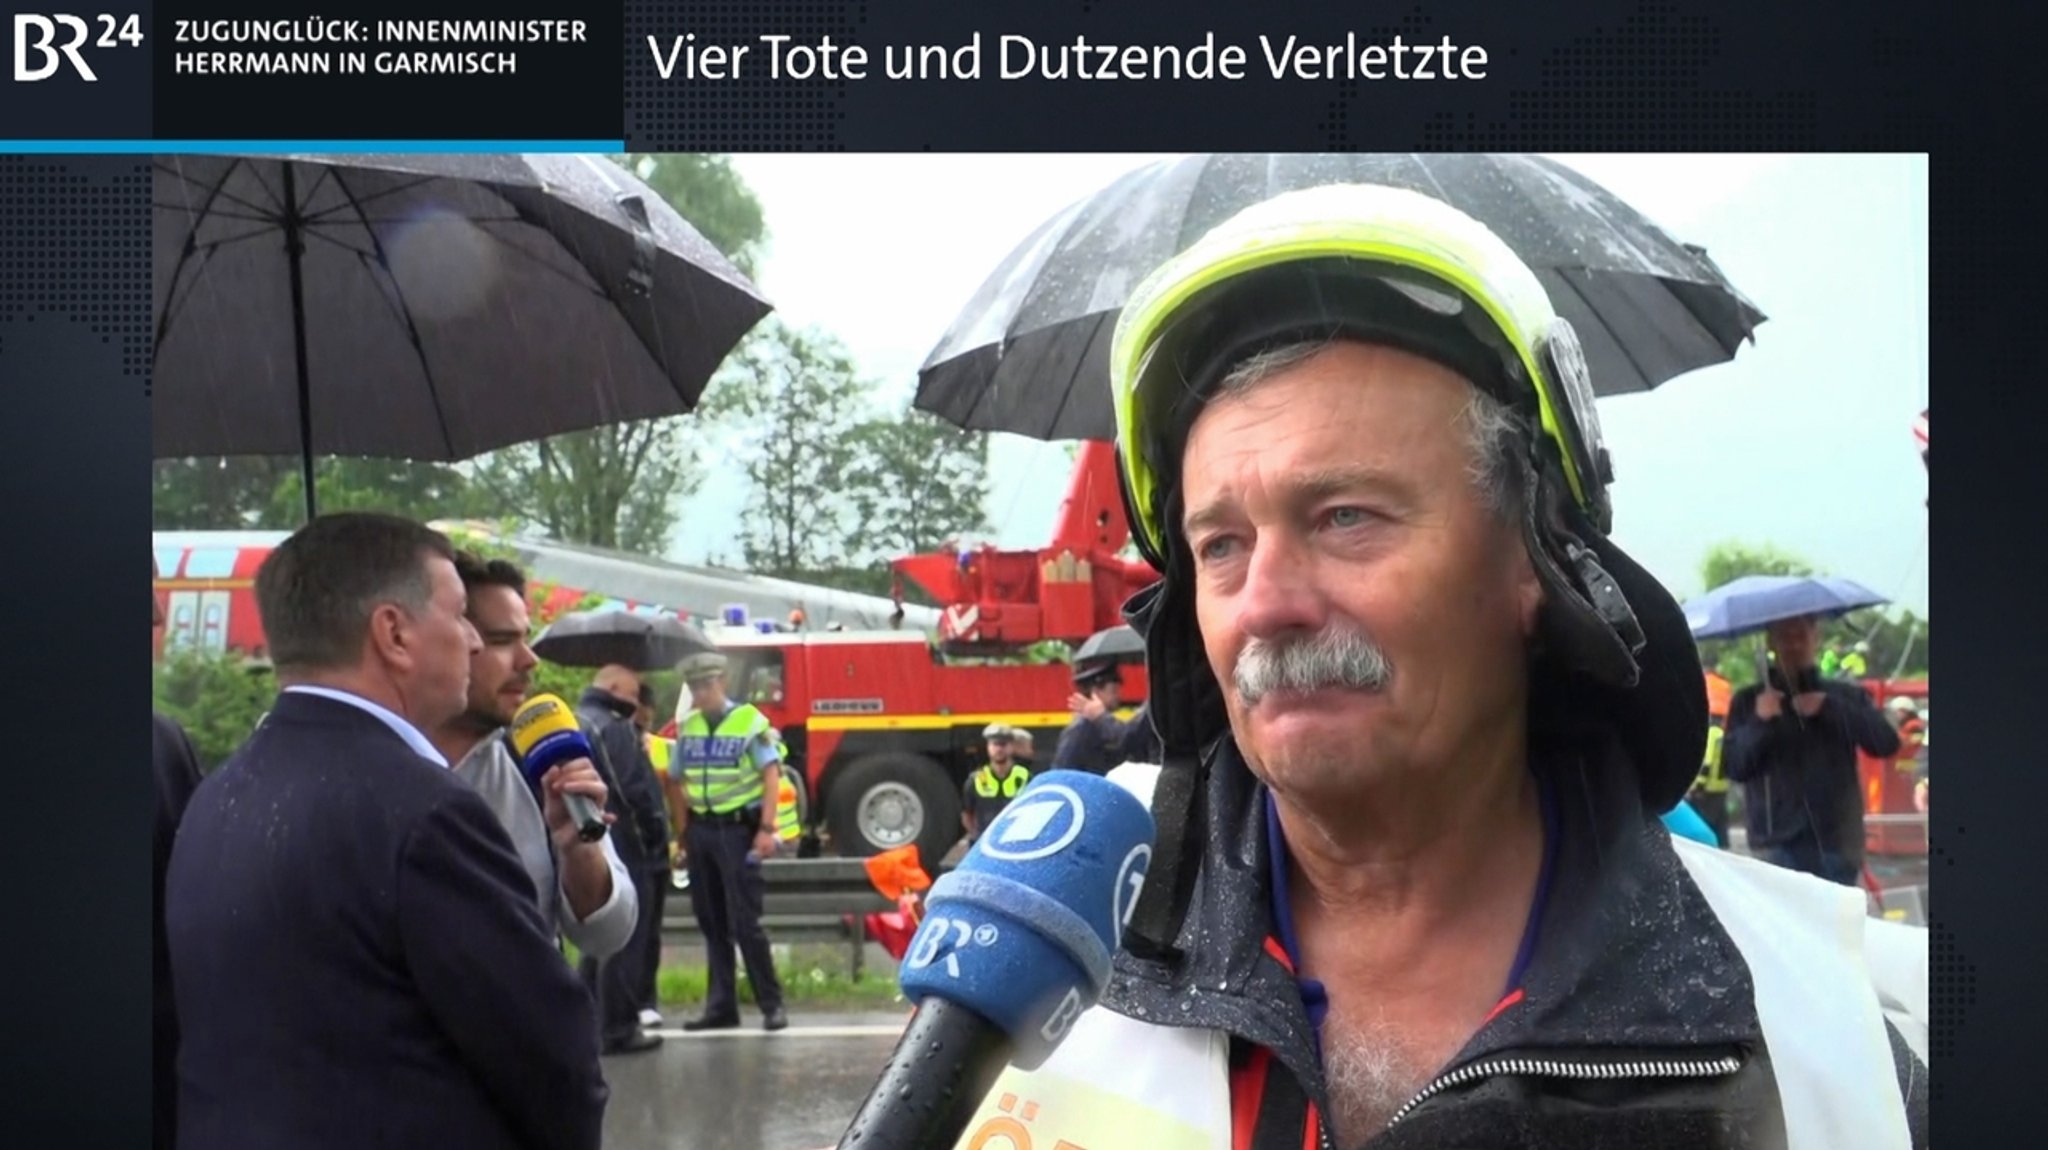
[918, 152, 1765, 441]
[1681, 575, 1891, 641]
[1072, 624, 1146, 665]
[154, 152, 773, 516]
[531, 609, 715, 672]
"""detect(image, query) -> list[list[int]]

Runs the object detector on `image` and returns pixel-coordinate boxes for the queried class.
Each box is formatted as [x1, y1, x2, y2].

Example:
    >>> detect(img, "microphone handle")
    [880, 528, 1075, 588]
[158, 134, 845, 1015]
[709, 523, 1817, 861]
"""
[837, 1000, 1012, 1150]
[564, 789, 608, 843]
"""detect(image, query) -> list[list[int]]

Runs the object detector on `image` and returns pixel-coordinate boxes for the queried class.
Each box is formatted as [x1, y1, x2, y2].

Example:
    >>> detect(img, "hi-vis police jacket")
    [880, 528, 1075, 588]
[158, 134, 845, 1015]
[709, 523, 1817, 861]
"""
[951, 746, 1929, 1150]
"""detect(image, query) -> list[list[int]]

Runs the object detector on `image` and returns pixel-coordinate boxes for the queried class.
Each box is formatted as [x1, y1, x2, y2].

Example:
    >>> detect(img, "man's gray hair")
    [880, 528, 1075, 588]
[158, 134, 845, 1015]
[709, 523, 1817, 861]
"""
[1214, 338, 1526, 518]
[254, 512, 454, 672]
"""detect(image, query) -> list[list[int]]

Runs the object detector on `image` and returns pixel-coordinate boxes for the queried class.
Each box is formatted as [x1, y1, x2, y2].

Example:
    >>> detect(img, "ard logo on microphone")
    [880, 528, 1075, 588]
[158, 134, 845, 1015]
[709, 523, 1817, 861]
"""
[12, 13, 143, 81]
[979, 783, 1088, 861]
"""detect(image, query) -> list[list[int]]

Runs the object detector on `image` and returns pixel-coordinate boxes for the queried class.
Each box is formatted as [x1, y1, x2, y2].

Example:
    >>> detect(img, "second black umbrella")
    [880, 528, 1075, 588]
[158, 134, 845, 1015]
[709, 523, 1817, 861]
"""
[531, 610, 715, 672]
[1072, 624, 1146, 665]
[918, 152, 1766, 441]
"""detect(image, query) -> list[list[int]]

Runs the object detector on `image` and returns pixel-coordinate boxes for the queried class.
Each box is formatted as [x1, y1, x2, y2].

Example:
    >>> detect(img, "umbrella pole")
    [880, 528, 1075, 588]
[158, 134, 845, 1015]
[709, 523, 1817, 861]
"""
[281, 162, 318, 522]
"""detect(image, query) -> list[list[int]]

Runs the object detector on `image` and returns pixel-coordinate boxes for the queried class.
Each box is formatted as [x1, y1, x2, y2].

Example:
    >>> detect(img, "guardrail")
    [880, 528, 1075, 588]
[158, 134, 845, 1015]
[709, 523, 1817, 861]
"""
[1866, 812, 1928, 857]
[1865, 813, 1929, 926]
[660, 858, 897, 977]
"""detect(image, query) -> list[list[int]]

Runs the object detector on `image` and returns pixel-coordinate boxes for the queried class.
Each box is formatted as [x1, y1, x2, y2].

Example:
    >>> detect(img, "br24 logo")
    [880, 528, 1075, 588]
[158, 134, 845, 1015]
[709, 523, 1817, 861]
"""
[13, 14, 143, 82]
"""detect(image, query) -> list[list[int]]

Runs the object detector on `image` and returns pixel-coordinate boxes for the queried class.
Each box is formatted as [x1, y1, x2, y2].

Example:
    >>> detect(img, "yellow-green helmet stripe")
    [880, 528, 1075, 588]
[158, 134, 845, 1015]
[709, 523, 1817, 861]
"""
[1109, 187, 1591, 563]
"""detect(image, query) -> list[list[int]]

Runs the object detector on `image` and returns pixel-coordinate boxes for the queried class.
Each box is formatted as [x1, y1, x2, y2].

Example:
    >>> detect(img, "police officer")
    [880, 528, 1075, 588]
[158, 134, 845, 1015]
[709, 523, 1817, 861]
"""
[1840, 641, 1870, 680]
[961, 723, 1032, 843]
[1053, 659, 1137, 774]
[672, 652, 788, 1032]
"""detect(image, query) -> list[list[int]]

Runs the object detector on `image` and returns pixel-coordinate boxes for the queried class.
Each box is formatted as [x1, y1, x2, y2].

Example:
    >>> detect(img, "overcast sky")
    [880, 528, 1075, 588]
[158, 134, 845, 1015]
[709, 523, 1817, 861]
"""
[670, 153, 1928, 617]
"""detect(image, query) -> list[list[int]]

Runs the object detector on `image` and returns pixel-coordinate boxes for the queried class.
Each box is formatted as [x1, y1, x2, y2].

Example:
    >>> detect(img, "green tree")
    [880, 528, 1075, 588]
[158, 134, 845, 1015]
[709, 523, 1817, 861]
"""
[152, 457, 289, 529]
[468, 420, 709, 553]
[153, 651, 278, 770]
[1855, 610, 1929, 681]
[616, 153, 768, 279]
[1698, 540, 1814, 590]
[843, 410, 992, 565]
[154, 455, 493, 530]
[701, 320, 874, 575]
[268, 458, 495, 524]
[460, 154, 770, 555]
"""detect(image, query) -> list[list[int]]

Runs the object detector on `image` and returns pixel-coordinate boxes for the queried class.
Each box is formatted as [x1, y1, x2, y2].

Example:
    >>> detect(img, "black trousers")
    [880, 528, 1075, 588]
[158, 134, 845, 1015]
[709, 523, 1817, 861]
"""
[684, 820, 784, 1016]
[578, 865, 662, 1043]
[579, 939, 640, 1045]
[635, 866, 669, 1012]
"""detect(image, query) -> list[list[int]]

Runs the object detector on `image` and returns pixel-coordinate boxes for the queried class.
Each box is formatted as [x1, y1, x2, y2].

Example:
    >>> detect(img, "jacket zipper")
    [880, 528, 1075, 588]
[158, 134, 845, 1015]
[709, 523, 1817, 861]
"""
[1383, 1052, 1744, 1130]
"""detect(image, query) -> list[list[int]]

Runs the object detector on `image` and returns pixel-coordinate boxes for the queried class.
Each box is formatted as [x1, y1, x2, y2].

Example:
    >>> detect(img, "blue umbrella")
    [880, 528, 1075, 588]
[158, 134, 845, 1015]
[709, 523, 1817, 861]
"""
[1680, 575, 1890, 640]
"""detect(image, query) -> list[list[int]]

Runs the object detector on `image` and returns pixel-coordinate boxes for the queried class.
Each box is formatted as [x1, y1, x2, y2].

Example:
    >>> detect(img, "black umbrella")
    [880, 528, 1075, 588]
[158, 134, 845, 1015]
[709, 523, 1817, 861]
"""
[1073, 624, 1146, 665]
[918, 153, 1766, 441]
[153, 153, 774, 517]
[531, 609, 714, 672]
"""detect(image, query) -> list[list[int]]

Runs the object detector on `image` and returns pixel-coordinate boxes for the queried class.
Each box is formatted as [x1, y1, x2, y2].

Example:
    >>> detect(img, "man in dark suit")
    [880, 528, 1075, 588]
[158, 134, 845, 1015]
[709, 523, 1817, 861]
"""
[152, 560, 206, 1150]
[164, 513, 609, 1150]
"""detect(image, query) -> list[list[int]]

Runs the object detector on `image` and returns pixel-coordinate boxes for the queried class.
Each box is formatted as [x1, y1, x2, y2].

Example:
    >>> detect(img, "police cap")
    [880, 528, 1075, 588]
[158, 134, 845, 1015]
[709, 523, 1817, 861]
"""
[1072, 659, 1120, 688]
[677, 651, 729, 684]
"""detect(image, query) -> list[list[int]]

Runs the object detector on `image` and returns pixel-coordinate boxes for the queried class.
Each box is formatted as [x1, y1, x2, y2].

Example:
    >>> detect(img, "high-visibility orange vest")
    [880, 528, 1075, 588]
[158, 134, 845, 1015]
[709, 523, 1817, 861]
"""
[775, 773, 801, 842]
[1704, 671, 1733, 720]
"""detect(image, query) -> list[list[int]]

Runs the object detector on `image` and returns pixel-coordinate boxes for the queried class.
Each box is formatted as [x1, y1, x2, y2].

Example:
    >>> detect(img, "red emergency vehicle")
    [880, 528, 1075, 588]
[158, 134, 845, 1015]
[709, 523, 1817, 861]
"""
[1860, 677, 1929, 857]
[680, 441, 1158, 865]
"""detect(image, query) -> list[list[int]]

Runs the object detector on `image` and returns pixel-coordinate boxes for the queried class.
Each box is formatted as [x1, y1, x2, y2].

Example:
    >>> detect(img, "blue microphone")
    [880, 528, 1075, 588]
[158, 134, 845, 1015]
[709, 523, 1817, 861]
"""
[838, 770, 1155, 1149]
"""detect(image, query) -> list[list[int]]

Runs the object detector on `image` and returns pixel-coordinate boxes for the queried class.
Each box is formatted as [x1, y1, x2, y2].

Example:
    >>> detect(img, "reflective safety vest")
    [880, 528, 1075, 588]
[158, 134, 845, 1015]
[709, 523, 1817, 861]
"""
[1696, 723, 1730, 794]
[1840, 652, 1868, 679]
[775, 773, 802, 842]
[644, 733, 674, 778]
[972, 764, 1032, 799]
[678, 704, 775, 815]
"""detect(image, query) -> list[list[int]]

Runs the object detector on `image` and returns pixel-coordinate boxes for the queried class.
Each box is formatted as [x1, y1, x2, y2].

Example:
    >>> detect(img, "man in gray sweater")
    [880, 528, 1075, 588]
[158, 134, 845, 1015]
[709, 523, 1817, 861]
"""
[429, 554, 640, 973]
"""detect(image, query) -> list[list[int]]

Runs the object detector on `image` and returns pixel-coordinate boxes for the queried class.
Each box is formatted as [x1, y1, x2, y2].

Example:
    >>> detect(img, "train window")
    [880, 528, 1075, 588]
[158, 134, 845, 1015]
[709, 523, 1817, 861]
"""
[199, 591, 229, 653]
[168, 594, 198, 651]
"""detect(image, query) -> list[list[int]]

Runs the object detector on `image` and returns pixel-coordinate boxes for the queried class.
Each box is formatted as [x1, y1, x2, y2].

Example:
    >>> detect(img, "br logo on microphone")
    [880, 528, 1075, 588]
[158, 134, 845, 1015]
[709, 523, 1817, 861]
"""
[979, 783, 1086, 861]
[12, 13, 143, 82]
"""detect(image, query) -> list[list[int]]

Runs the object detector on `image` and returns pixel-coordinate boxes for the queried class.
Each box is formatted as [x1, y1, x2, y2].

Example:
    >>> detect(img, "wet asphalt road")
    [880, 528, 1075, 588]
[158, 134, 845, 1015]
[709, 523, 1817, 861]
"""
[599, 1013, 906, 1150]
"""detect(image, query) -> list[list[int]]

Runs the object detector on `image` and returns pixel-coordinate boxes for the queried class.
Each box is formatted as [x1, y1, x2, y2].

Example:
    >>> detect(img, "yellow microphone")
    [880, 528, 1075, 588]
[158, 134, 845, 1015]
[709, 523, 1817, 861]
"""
[508, 694, 608, 843]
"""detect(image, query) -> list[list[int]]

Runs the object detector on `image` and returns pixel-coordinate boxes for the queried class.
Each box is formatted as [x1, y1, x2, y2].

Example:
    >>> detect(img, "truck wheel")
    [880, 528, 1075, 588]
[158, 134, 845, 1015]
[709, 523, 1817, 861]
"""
[826, 752, 960, 866]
